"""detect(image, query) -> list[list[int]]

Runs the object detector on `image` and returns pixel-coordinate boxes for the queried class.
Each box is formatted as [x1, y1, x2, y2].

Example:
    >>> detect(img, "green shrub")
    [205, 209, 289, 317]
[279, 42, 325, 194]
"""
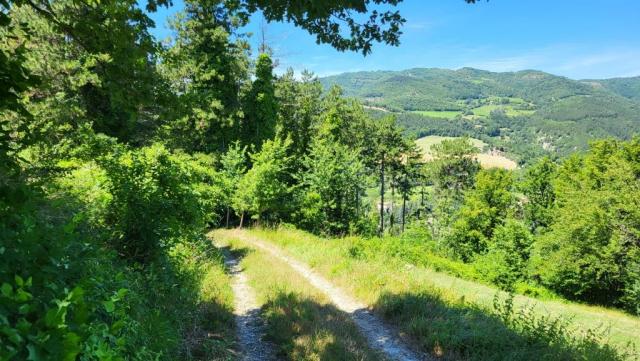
[295, 191, 327, 234]
[474, 219, 533, 290]
[2, 148, 233, 360]
[512, 281, 558, 300]
[52, 161, 112, 231]
[446, 168, 515, 261]
[346, 234, 480, 281]
[100, 144, 207, 263]
[181, 152, 226, 226]
[0, 183, 153, 360]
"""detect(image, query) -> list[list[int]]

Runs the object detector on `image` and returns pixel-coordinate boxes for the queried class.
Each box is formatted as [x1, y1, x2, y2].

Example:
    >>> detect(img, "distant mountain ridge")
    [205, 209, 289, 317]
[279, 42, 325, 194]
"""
[320, 68, 640, 161]
[585, 76, 640, 101]
[320, 67, 640, 111]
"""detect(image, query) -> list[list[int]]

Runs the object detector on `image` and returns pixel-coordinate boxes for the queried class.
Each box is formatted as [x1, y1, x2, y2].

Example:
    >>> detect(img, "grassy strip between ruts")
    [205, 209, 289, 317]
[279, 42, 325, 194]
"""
[230, 227, 639, 361]
[210, 230, 385, 361]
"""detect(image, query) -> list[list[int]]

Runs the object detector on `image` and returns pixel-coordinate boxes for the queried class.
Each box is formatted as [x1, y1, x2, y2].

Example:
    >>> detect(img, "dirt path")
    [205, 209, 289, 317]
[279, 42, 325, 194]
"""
[220, 247, 277, 361]
[232, 230, 429, 361]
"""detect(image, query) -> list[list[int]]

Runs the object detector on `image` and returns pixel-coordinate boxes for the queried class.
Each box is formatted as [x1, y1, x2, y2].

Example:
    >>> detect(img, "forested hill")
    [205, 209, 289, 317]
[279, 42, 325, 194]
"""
[587, 76, 640, 101]
[321, 68, 640, 162]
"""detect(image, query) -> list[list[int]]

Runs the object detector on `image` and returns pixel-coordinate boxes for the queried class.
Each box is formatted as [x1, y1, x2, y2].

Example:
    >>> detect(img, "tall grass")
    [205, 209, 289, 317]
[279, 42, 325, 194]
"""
[235, 227, 638, 360]
[169, 241, 237, 360]
[216, 233, 384, 361]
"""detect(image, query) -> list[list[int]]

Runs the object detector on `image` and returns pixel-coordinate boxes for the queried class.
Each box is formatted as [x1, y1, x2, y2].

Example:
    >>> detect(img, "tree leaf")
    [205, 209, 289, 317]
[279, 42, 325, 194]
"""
[1, 283, 13, 298]
[103, 300, 115, 313]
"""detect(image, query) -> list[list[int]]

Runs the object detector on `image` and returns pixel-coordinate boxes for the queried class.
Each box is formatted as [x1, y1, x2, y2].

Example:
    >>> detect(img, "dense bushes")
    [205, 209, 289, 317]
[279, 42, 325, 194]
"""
[422, 138, 640, 314]
[531, 139, 640, 313]
[474, 219, 533, 290]
[100, 144, 220, 262]
[1, 187, 125, 360]
[0, 142, 235, 360]
[0, 182, 158, 359]
[447, 168, 514, 260]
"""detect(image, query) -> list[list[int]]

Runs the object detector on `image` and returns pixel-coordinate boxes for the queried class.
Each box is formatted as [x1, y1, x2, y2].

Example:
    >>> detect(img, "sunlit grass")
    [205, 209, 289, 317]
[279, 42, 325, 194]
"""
[410, 110, 462, 119]
[169, 239, 238, 360]
[211, 230, 384, 361]
[243, 227, 639, 360]
[471, 104, 535, 117]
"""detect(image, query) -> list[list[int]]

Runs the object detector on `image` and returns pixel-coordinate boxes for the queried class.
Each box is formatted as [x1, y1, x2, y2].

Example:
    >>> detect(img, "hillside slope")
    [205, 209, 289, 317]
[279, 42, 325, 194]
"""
[221, 228, 639, 360]
[586, 76, 640, 101]
[321, 68, 640, 161]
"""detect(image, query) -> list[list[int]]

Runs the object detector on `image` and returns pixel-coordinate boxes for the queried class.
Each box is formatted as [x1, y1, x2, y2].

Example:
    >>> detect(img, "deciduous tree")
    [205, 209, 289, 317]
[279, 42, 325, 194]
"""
[233, 137, 292, 225]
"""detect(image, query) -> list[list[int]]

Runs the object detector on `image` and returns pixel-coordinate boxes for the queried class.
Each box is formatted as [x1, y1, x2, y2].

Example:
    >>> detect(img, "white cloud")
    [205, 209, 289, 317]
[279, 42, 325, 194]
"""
[404, 21, 436, 31]
[551, 50, 640, 77]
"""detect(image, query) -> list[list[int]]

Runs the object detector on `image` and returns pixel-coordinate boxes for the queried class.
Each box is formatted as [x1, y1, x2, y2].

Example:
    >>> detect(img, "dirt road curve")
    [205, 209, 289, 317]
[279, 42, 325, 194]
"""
[232, 230, 429, 361]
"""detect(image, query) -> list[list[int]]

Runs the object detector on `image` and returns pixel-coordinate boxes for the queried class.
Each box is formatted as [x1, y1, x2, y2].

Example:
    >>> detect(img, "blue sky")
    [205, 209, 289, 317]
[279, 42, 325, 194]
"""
[147, 0, 640, 79]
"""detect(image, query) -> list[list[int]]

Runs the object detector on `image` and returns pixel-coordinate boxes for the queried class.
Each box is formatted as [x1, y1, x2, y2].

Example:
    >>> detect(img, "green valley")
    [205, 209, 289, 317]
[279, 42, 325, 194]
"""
[321, 68, 640, 163]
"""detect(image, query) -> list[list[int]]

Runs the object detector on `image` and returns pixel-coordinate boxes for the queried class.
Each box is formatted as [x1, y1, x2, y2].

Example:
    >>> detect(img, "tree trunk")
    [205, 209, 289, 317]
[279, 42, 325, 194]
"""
[355, 186, 359, 218]
[390, 180, 395, 233]
[226, 206, 230, 228]
[379, 158, 385, 236]
[402, 196, 407, 233]
[239, 212, 244, 228]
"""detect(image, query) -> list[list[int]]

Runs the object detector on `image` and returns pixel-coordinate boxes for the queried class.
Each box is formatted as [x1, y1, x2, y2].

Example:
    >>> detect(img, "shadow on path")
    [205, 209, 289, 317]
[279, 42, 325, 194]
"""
[217, 244, 279, 361]
[263, 291, 391, 361]
[374, 291, 630, 361]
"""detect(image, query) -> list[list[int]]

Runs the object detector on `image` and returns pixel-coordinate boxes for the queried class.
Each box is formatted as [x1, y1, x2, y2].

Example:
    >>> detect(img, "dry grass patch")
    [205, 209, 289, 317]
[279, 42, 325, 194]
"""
[415, 135, 518, 170]
[475, 153, 518, 170]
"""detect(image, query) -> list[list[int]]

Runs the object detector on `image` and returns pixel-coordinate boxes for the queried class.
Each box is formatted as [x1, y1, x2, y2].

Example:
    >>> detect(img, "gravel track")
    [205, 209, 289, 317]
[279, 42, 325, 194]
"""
[220, 247, 277, 361]
[232, 230, 429, 361]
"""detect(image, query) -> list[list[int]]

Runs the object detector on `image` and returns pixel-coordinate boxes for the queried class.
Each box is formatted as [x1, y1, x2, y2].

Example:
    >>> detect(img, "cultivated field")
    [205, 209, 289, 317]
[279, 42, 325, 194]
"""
[415, 135, 518, 170]
[410, 110, 462, 119]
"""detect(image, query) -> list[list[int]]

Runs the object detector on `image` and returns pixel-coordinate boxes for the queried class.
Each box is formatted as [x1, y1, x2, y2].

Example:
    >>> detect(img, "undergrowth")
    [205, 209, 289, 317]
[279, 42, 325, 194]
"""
[1, 146, 236, 360]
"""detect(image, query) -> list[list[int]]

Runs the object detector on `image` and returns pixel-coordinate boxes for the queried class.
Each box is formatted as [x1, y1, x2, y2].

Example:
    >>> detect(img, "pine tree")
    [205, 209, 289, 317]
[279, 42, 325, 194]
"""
[242, 53, 278, 148]
[162, 0, 250, 152]
[221, 141, 247, 227]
